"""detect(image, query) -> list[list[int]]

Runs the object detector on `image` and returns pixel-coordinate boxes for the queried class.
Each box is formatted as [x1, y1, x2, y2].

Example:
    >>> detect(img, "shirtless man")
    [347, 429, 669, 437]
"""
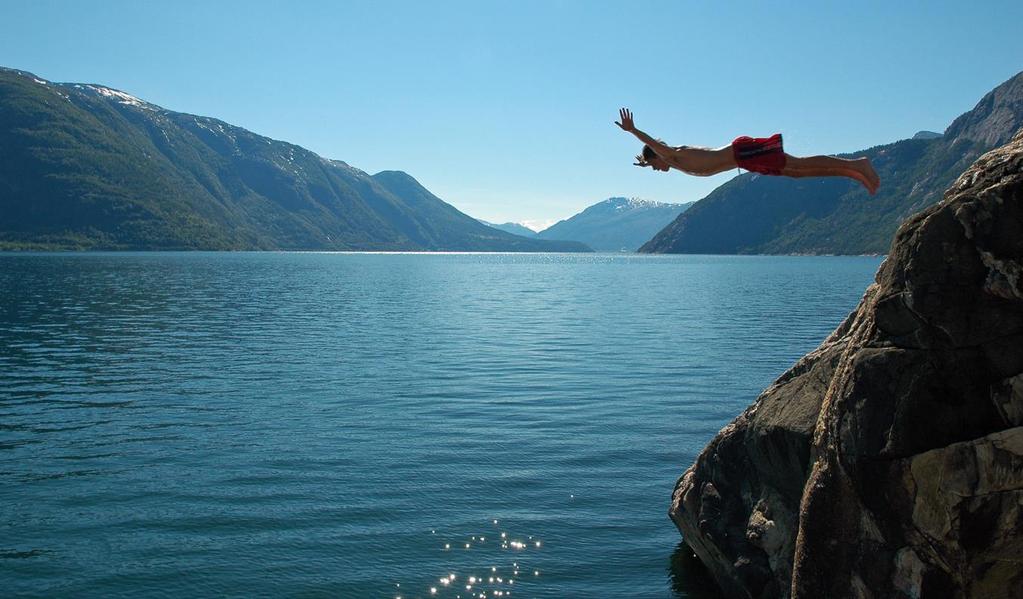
[615, 108, 880, 195]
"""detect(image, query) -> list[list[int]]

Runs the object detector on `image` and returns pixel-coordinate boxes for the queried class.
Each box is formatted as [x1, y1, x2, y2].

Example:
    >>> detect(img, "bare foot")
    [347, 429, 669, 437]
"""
[858, 175, 876, 195]
[858, 158, 880, 195]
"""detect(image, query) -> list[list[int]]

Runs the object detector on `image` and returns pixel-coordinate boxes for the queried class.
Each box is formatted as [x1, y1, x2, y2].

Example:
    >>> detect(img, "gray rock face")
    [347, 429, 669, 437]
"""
[670, 129, 1023, 598]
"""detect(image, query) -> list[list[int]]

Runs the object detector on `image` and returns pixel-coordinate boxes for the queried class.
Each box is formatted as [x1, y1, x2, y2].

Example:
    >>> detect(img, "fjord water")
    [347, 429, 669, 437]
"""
[1, 252, 881, 598]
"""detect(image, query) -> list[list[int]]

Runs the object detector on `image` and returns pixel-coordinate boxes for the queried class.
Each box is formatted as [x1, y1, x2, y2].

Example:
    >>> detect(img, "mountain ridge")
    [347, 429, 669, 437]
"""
[0, 67, 589, 252]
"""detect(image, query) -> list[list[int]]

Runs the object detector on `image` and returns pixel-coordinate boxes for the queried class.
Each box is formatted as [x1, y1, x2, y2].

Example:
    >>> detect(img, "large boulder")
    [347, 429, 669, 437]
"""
[670, 129, 1023, 599]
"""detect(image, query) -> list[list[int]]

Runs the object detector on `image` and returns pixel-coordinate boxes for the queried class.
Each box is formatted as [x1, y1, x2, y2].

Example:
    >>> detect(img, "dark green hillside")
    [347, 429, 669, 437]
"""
[0, 70, 242, 249]
[0, 67, 589, 252]
[641, 71, 1023, 255]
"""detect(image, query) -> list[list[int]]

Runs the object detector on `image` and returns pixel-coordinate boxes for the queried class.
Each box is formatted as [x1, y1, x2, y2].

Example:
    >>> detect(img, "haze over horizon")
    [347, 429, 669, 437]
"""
[3, 0, 1022, 225]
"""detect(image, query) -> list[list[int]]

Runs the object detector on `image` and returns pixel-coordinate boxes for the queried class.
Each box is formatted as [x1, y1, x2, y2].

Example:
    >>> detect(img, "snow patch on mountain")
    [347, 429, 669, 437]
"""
[603, 196, 674, 211]
[83, 85, 155, 110]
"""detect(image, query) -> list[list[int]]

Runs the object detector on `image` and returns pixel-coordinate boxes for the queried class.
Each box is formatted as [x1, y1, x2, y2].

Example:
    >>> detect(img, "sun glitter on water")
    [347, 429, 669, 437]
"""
[393, 519, 544, 598]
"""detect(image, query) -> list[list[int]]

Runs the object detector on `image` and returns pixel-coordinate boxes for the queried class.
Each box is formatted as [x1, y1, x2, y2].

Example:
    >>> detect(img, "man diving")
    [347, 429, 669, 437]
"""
[615, 108, 880, 194]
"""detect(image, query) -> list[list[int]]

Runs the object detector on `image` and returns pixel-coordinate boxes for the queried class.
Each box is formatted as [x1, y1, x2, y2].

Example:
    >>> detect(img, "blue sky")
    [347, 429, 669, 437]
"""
[3, 1, 1022, 229]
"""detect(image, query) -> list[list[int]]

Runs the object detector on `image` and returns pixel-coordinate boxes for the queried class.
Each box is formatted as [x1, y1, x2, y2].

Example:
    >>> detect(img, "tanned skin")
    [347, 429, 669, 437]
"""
[615, 108, 880, 194]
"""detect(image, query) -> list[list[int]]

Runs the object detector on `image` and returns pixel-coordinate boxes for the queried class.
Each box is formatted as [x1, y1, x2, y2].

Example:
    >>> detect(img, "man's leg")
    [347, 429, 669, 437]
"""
[782, 155, 879, 194]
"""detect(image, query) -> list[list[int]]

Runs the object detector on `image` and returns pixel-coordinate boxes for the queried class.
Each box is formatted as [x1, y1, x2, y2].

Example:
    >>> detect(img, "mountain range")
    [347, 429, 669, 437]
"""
[7, 65, 1019, 255]
[641, 71, 1023, 255]
[478, 220, 539, 238]
[535, 197, 692, 251]
[480, 197, 691, 251]
[0, 67, 589, 252]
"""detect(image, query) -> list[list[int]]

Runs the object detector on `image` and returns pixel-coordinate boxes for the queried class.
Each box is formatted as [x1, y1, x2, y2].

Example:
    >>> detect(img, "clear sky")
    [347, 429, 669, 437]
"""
[3, 1, 1022, 229]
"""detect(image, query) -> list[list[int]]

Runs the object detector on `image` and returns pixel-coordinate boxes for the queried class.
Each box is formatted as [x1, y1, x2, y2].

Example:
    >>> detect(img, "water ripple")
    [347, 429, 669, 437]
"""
[0, 252, 880, 598]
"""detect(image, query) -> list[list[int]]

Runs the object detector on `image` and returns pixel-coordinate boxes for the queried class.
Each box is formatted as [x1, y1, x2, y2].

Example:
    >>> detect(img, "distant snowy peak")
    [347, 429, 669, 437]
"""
[536, 196, 692, 251]
[595, 196, 682, 213]
[477, 219, 539, 238]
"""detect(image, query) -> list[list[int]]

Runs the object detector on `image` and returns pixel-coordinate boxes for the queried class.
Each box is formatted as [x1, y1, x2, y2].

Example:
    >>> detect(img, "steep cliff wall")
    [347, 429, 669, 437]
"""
[670, 129, 1023, 599]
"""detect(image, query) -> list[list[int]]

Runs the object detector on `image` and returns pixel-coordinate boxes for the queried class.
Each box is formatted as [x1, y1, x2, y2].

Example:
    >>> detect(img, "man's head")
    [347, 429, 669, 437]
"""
[635, 145, 671, 172]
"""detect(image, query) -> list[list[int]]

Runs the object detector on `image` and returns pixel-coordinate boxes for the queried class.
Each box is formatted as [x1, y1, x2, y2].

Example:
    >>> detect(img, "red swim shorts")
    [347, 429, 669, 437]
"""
[732, 134, 786, 175]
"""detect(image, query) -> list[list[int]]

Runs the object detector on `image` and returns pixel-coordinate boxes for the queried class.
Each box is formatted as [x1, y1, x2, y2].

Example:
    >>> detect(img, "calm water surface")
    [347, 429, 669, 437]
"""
[0, 252, 882, 598]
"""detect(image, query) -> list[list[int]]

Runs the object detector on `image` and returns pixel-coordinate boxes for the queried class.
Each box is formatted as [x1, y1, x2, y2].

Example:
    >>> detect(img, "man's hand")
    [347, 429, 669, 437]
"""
[615, 108, 636, 132]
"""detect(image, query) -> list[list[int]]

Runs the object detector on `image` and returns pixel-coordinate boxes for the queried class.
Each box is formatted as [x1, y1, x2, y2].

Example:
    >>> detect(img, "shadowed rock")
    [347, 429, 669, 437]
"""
[670, 129, 1023, 598]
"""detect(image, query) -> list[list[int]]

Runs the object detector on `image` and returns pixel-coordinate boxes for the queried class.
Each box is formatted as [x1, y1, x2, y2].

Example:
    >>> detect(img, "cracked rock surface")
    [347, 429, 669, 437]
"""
[670, 129, 1023, 599]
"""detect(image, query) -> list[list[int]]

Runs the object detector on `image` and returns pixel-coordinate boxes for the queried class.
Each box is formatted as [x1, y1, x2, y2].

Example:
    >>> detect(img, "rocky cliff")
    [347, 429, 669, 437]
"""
[670, 129, 1023, 598]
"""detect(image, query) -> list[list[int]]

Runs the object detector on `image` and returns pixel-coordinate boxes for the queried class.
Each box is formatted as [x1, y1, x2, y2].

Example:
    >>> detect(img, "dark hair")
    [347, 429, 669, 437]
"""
[635, 144, 661, 167]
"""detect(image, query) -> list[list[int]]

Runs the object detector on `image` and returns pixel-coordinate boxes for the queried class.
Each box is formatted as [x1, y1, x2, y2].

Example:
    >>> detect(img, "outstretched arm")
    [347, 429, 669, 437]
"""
[615, 108, 674, 161]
